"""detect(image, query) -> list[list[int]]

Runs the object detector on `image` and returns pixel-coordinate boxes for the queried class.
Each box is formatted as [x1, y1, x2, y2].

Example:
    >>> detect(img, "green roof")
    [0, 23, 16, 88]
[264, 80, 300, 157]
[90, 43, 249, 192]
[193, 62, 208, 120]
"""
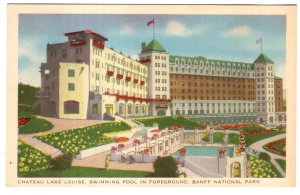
[254, 53, 274, 64]
[142, 39, 166, 52]
[274, 76, 282, 80]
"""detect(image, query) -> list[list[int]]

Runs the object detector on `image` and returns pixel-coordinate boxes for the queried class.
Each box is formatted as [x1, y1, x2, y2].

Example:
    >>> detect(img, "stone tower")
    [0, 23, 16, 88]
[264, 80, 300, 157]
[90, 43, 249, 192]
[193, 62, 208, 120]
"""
[254, 53, 276, 126]
[139, 39, 171, 116]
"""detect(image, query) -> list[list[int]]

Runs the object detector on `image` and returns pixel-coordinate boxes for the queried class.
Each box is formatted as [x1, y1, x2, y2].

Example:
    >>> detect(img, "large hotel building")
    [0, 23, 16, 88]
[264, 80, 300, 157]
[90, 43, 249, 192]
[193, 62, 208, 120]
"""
[38, 30, 286, 126]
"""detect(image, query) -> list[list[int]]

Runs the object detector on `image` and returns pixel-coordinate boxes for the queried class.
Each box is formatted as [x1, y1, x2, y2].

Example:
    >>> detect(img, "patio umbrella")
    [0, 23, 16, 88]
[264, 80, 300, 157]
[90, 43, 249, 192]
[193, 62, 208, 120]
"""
[114, 137, 129, 143]
[151, 129, 160, 133]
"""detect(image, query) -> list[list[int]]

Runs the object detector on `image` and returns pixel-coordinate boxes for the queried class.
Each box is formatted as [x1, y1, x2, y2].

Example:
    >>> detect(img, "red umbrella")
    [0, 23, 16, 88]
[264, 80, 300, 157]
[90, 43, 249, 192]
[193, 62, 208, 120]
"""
[114, 137, 129, 143]
[151, 129, 160, 133]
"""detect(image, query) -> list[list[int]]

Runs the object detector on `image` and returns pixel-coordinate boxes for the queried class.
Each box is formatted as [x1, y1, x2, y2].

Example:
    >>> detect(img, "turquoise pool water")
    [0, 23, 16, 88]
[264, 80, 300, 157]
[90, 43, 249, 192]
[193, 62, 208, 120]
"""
[172, 146, 234, 157]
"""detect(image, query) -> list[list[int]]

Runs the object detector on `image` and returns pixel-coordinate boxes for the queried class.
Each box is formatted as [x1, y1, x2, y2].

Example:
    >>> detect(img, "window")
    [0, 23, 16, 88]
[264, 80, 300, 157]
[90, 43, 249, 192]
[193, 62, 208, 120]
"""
[64, 100, 79, 114]
[68, 69, 75, 77]
[92, 104, 98, 114]
[68, 83, 75, 91]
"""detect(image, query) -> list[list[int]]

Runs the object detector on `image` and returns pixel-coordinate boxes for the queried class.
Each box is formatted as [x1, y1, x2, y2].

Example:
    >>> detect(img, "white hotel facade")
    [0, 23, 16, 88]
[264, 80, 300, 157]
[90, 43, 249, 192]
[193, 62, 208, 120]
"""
[38, 29, 285, 126]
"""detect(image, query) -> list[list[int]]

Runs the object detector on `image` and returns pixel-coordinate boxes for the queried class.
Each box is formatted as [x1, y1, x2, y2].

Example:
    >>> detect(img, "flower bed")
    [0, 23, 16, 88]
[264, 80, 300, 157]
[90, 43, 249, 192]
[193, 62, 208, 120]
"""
[19, 116, 53, 134]
[18, 140, 51, 175]
[249, 155, 281, 178]
[246, 129, 276, 135]
[263, 138, 286, 156]
[36, 122, 131, 155]
[18, 117, 31, 126]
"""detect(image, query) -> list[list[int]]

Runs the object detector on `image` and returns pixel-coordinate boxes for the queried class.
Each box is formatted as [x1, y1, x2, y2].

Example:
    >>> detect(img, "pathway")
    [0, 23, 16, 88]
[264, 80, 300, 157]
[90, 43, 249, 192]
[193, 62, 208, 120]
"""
[19, 116, 103, 158]
[249, 133, 286, 177]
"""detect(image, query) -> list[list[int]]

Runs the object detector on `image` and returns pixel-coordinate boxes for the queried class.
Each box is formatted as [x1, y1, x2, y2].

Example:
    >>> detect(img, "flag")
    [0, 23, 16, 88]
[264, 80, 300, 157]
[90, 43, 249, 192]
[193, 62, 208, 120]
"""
[147, 19, 154, 26]
[256, 37, 262, 44]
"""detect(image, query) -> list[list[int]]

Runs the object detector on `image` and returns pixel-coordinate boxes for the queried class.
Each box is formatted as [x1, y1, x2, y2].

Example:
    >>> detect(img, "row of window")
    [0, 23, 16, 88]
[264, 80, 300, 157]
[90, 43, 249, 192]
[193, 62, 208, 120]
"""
[171, 74, 255, 82]
[173, 59, 252, 70]
[171, 89, 255, 95]
[154, 70, 167, 76]
[170, 67, 254, 77]
[155, 63, 167, 68]
[155, 86, 168, 92]
[171, 102, 255, 108]
[170, 108, 254, 115]
[170, 81, 255, 88]
[155, 79, 168, 84]
[171, 96, 256, 101]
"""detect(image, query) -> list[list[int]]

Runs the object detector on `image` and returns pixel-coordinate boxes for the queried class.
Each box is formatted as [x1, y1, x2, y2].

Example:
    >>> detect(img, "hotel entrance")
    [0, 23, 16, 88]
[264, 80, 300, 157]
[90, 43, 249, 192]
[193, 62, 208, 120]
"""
[105, 104, 113, 115]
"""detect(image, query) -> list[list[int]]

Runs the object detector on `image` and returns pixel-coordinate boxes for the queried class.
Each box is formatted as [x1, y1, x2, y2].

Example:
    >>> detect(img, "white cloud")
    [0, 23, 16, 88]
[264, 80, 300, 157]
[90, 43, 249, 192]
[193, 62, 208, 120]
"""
[165, 20, 204, 36]
[120, 24, 133, 35]
[19, 38, 45, 87]
[222, 25, 252, 37]
[19, 67, 40, 87]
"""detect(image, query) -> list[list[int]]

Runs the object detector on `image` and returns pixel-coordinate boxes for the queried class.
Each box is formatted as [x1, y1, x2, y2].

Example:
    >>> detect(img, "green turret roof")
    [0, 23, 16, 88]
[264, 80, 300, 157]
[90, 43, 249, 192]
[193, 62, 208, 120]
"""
[142, 39, 166, 52]
[254, 53, 274, 64]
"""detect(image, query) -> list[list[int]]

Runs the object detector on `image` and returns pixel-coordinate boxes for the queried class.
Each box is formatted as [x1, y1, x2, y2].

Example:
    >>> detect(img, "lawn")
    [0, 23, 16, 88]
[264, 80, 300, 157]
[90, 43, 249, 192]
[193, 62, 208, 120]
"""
[20, 166, 151, 178]
[18, 140, 51, 175]
[249, 155, 282, 178]
[36, 122, 131, 155]
[275, 159, 286, 172]
[245, 131, 285, 147]
[202, 132, 239, 144]
[133, 116, 204, 130]
[19, 116, 54, 134]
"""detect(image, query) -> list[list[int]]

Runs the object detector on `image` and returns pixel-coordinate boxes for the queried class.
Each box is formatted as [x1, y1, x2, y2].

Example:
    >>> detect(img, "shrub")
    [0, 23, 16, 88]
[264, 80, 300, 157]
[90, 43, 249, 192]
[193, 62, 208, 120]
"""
[50, 153, 73, 170]
[152, 156, 178, 177]
[259, 152, 271, 162]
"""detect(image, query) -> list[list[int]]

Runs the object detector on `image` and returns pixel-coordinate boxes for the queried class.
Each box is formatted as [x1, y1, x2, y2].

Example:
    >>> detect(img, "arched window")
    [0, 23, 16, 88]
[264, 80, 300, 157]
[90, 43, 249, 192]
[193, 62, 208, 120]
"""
[64, 100, 79, 114]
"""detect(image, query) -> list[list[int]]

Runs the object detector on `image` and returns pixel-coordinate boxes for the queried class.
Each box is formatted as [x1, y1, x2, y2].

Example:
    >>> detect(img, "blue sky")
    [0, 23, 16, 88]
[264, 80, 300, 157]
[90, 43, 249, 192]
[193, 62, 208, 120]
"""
[19, 14, 286, 88]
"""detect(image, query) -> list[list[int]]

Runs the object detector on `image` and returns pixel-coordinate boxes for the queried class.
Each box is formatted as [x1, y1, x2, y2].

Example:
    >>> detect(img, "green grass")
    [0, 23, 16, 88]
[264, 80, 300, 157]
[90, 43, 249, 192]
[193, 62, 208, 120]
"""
[275, 159, 286, 172]
[133, 116, 204, 130]
[245, 131, 285, 147]
[19, 116, 54, 134]
[20, 166, 151, 178]
[202, 132, 239, 144]
[36, 122, 131, 155]
[18, 140, 51, 175]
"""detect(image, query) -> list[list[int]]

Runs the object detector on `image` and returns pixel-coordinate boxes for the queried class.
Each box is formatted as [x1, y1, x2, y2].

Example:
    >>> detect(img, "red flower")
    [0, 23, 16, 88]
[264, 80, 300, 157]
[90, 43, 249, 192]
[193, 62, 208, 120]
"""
[178, 148, 187, 155]
[18, 117, 31, 126]
[118, 143, 125, 148]
[116, 74, 123, 79]
[133, 139, 140, 144]
[107, 70, 114, 77]
[111, 146, 117, 151]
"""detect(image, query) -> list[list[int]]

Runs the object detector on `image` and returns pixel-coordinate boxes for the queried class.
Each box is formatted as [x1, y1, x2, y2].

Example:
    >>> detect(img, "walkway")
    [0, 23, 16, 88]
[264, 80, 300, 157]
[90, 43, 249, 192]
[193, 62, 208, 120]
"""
[249, 133, 286, 177]
[18, 116, 103, 158]
[73, 151, 154, 172]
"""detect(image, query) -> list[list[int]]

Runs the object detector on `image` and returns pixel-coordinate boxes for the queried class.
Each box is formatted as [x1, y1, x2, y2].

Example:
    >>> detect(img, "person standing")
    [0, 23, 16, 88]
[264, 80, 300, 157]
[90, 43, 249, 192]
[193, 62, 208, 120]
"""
[105, 154, 110, 171]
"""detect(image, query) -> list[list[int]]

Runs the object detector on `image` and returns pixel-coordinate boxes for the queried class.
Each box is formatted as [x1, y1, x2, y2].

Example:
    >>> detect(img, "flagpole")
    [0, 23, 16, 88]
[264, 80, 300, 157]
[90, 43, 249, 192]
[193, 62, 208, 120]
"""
[153, 19, 155, 39]
[261, 37, 263, 54]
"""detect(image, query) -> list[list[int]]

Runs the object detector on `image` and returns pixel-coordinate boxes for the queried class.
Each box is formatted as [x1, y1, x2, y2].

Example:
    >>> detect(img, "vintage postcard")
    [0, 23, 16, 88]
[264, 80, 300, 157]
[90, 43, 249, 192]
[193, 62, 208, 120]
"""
[6, 4, 296, 187]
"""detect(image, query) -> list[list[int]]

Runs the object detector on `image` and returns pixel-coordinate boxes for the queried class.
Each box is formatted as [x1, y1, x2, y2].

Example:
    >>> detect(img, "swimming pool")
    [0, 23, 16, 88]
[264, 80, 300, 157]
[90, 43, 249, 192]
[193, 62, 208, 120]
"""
[172, 146, 234, 157]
